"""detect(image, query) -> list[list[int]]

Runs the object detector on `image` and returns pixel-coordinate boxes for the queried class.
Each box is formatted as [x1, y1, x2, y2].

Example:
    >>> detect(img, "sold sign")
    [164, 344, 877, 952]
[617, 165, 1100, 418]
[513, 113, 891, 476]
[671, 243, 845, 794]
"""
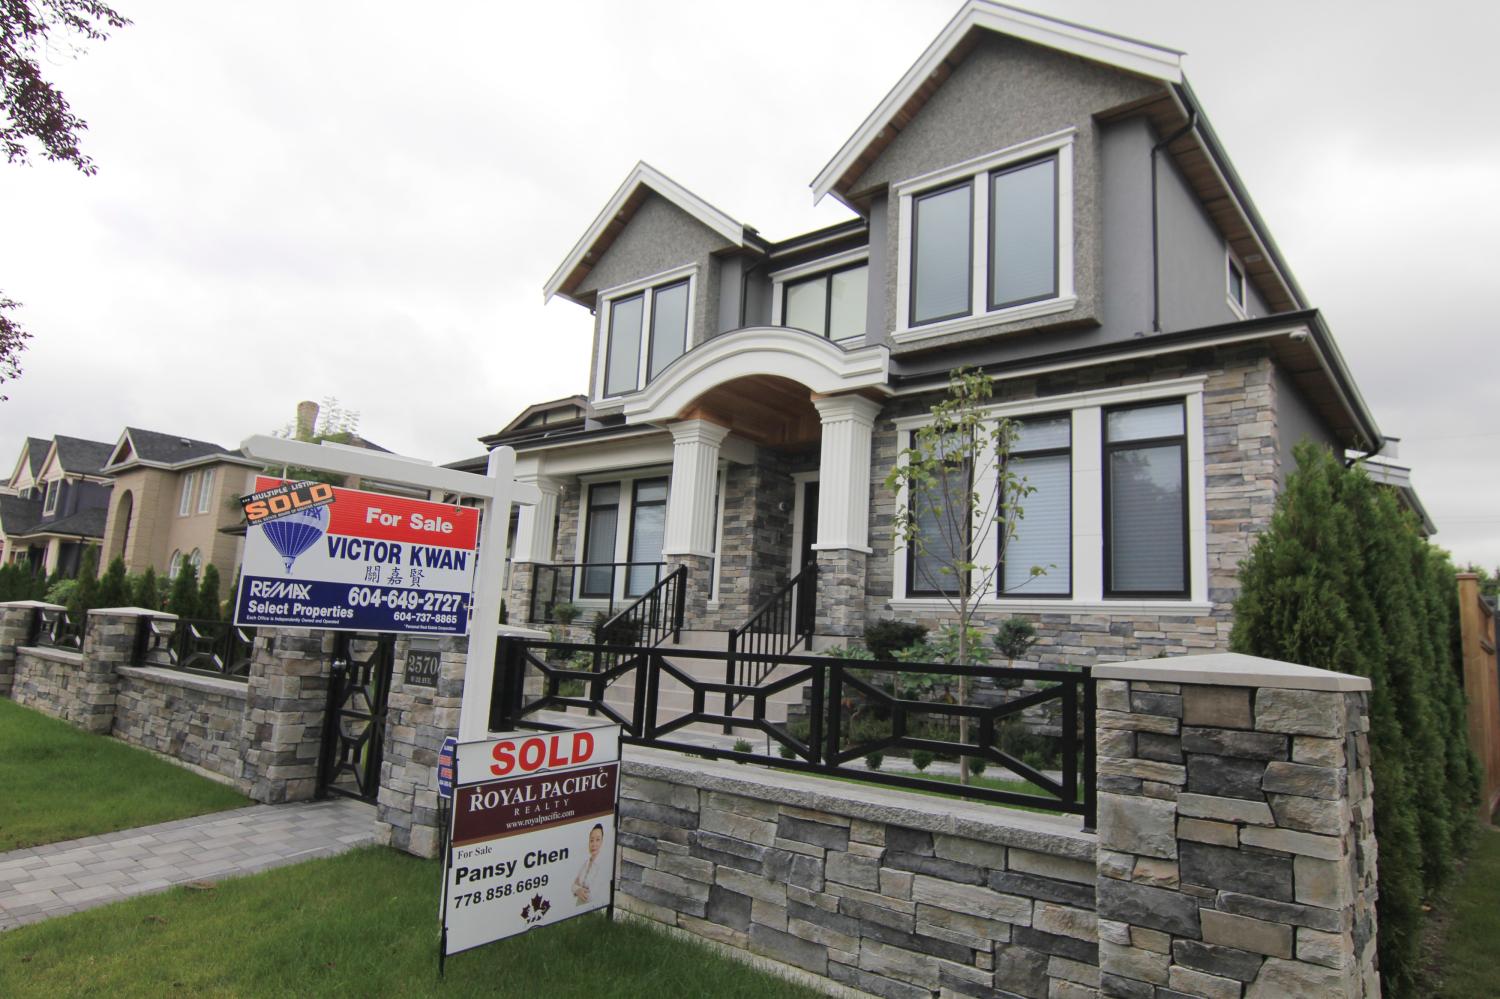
[241, 480, 335, 525]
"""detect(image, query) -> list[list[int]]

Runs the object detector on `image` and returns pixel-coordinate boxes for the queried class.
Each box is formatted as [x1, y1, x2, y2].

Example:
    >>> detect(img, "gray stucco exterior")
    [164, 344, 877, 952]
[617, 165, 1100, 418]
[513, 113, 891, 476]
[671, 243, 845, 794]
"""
[851, 34, 1160, 353]
[576, 192, 732, 395]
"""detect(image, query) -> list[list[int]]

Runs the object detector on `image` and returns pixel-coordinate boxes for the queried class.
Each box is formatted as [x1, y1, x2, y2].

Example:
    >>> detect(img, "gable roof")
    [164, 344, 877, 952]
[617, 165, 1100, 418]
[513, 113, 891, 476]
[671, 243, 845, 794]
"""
[14, 506, 108, 540]
[544, 162, 764, 306]
[50, 436, 114, 476]
[811, 0, 1183, 205]
[809, 0, 1304, 315]
[4, 437, 49, 490]
[104, 427, 257, 473]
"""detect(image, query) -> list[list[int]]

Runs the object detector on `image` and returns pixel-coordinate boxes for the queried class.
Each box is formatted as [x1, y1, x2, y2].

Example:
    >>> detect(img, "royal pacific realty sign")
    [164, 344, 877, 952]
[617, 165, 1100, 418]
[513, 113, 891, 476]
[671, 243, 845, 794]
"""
[234, 476, 479, 635]
[441, 725, 621, 956]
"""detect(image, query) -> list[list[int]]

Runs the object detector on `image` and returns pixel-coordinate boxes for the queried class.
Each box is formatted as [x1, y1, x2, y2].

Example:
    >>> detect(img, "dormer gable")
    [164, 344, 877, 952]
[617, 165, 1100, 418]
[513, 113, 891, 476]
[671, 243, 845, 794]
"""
[544, 162, 762, 308]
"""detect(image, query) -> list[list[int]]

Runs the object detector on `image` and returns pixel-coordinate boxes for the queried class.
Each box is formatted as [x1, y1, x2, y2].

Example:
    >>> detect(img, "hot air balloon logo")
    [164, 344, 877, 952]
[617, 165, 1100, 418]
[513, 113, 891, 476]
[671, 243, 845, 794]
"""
[260, 504, 327, 573]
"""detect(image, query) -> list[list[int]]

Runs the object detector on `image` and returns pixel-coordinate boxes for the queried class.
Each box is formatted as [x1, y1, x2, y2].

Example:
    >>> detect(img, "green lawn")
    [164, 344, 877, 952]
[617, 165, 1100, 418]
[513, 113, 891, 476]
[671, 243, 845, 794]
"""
[0, 697, 248, 851]
[0, 847, 824, 999]
[1424, 824, 1500, 998]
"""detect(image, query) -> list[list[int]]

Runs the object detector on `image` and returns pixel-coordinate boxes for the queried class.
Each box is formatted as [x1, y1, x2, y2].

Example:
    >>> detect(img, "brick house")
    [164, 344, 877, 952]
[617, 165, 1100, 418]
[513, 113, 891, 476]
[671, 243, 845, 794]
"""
[484, 0, 1397, 668]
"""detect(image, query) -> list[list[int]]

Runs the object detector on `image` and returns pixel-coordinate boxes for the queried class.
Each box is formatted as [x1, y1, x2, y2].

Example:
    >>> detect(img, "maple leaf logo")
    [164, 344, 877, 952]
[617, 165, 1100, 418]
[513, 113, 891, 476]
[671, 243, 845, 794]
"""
[522, 893, 551, 924]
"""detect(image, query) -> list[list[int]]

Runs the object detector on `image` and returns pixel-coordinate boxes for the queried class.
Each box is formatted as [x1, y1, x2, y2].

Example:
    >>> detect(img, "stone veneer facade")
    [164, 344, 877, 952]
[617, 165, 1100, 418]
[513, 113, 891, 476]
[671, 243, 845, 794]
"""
[114, 665, 248, 782]
[1092, 655, 1379, 998]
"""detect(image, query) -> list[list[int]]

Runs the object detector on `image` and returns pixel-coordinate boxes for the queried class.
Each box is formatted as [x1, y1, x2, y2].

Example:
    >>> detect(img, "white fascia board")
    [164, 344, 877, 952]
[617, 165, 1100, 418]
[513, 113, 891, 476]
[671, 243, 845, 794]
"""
[618, 327, 890, 425]
[544, 161, 751, 303]
[811, 0, 1183, 203]
[34, 444, 61, 483]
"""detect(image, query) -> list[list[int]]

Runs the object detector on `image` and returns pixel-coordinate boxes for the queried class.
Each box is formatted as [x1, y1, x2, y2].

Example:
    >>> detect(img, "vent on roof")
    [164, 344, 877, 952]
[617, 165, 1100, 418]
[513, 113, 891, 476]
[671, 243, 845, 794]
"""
[179, 438, 191, 446]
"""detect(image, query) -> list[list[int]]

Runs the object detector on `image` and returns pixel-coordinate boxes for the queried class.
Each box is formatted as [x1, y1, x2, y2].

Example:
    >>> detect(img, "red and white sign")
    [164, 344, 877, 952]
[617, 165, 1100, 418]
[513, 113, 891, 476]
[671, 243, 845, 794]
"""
[234, 476, 480, 634]
[442, 726, 621, 956]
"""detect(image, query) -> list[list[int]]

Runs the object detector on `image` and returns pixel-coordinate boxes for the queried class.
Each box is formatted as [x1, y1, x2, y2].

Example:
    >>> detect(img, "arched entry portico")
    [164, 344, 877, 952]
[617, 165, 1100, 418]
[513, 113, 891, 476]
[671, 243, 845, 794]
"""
[618, 328, 890, 635]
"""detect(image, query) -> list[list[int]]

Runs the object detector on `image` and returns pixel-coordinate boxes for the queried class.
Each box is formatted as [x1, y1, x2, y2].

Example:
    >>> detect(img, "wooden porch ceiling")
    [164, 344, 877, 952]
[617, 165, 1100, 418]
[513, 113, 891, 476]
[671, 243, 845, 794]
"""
[677, 375, 822, 449]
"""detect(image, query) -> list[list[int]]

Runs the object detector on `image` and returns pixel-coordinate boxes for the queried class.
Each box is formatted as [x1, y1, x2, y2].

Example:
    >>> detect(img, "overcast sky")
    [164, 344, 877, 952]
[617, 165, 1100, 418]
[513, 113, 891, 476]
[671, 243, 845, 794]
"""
[2, 0, 1497, 564]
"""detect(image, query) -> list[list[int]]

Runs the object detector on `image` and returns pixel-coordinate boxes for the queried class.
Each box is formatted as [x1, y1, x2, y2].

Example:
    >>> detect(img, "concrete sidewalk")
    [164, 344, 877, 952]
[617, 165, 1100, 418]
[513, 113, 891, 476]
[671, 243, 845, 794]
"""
[0, 797, 378, 930]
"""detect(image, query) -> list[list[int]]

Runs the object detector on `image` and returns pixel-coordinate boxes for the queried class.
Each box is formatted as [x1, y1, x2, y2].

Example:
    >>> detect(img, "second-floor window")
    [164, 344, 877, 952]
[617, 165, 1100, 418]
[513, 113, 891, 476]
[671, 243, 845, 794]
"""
[43, 479, 60, 515]
[602, 273, 692, 397]
[197, 468, 216, 514]
[897, 130, 1075, 338]
[782, 263, 868, 342]
[179, 472, 196, 516]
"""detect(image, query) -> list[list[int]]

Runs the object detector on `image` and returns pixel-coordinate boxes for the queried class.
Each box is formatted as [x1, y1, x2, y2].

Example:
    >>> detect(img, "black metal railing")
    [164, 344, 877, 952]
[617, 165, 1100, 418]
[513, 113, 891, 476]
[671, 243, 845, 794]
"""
[528, 561, 668, 624]
[29, 607, 84, 650]
[493, 637, 1096, 826]
[133, 616, 257, 681]
[594, 565, 686, 652]
[725, 564, 817, 724]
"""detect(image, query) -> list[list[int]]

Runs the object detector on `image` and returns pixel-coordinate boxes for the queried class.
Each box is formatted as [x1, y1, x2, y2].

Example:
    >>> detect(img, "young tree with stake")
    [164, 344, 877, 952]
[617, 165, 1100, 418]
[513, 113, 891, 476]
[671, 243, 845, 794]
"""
[886, 367, 1039, 783]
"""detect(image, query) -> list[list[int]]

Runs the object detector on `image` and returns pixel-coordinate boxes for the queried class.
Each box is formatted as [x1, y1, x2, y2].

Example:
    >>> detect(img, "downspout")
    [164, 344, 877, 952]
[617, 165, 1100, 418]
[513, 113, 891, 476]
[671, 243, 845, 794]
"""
[1150, 111, 1198, 333]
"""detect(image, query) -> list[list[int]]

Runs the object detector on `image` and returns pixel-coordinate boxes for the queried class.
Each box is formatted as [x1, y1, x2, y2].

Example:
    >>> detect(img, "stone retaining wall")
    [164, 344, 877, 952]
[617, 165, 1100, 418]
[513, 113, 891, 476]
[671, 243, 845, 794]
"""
[617, 748, 1100, 999]
[11, 646, 103, 729]
[115, 665, 249, 783]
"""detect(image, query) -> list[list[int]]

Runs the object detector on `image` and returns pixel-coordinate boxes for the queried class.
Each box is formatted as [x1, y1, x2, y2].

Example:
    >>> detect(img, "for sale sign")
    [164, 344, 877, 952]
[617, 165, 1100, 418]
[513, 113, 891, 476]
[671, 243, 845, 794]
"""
[441, 726, 621, 957]
[234, 476, 479, 635]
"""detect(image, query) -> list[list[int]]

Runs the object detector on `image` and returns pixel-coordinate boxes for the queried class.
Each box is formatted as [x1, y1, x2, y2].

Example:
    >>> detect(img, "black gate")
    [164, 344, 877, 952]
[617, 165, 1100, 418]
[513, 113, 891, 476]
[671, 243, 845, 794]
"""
[317, 632, 395, 803]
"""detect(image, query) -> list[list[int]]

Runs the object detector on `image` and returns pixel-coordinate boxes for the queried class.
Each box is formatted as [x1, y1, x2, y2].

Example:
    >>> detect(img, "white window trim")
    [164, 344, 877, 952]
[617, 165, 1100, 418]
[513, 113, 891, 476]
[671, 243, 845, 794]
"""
[197, 467, 216, 514]
[889, 376, 1209, 612]
[42, 478, 60, 515]
[770, 247, 870, 334]
[592, 263, 699, 402]
[1225, 248, 1248, 320]
[572, 468, 673, 606]
[178, 472, 196, 517]
[893, 129, 1076, 345]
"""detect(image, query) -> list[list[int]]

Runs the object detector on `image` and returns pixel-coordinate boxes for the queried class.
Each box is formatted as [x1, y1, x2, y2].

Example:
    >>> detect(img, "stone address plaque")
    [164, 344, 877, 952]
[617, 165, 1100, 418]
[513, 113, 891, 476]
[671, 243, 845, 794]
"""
[405, 649, 441, 689]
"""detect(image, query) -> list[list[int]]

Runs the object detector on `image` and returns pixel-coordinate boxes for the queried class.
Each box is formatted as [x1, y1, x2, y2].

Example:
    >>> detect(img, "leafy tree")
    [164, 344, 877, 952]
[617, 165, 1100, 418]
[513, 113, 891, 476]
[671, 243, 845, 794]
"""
[0, 0, 130, 398]
[196, 563, 221, 620]
[96, 556, 128, 607]
[265, 397, 362, 487]
[130, 565, 158, 610]
[69, 546, 99, 613]
[886, 367, 1035, 783]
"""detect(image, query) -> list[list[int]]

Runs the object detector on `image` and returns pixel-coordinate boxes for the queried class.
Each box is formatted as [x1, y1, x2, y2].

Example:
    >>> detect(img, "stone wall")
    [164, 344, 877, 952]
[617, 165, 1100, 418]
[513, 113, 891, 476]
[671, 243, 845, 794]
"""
[11, 646, 97, 727]
[0, 601, 46, 697]
[376, 633, 467, 858]
[238, 629, 332, 804]
[616, 748, 1100, 999]
[114, 665, 249, 783]
[1092, 653, 1379, 998]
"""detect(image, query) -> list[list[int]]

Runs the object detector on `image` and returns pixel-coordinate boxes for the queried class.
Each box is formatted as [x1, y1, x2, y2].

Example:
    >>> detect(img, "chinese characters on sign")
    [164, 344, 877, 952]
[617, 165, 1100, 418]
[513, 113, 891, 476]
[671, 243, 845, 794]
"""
[234, 476, 480, 635]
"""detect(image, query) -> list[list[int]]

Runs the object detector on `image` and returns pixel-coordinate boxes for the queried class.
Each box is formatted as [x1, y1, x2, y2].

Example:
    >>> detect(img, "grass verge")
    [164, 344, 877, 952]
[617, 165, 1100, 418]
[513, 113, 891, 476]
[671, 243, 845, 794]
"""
[0, 846, 824, 998]
[1421, 823, 1500, 998]
[0, 697, 248, 851]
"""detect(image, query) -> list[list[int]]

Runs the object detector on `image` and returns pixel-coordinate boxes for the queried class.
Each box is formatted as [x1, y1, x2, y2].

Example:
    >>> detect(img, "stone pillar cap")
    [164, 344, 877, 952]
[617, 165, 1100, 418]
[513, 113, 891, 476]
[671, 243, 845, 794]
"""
[1093, 652, 1370, 692]
[0, 599, 65, 610]
[86, 606, 179, 618]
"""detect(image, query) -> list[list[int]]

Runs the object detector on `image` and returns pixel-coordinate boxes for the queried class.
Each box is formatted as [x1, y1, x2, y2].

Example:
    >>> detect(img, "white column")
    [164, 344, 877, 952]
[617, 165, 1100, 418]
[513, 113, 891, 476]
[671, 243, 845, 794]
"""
[662, 420, 730, 558]
[512, 475, 565, 563]
[1072, 406, 1104, 601]
[813, 394, 883, 553]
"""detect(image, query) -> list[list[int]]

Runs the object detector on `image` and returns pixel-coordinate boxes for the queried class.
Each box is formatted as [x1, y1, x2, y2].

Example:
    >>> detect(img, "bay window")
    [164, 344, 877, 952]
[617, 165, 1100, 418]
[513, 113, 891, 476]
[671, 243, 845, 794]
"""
[1104, 400, 1188, 597]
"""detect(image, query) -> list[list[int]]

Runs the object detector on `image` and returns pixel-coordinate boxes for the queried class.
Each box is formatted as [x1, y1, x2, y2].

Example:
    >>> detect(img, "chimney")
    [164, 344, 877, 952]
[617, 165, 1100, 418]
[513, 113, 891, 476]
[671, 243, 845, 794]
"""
[296, 400, 319, 440]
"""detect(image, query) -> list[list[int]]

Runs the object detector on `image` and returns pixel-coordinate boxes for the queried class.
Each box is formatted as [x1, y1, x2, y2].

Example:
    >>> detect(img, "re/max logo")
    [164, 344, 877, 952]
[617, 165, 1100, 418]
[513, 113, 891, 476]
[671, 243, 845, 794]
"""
[248, 580, 311, 600]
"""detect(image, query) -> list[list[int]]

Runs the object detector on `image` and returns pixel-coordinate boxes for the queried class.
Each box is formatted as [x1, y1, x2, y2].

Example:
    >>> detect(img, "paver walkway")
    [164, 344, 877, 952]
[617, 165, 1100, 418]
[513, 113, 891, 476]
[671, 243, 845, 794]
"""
[0, 797, 377, 930]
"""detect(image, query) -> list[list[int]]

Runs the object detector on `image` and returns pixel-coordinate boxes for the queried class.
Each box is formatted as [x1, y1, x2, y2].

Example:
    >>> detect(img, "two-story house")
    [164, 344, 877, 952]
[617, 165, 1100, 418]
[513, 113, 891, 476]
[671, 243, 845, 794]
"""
[98, 427, 263, 581]
[1, 435, 115, 575]
[492, 1, 1394, 667]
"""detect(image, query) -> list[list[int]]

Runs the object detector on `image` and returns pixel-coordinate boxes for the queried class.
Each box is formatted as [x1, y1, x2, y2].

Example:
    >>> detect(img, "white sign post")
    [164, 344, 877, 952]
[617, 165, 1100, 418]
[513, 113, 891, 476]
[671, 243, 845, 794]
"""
[238, 436, 540, 740]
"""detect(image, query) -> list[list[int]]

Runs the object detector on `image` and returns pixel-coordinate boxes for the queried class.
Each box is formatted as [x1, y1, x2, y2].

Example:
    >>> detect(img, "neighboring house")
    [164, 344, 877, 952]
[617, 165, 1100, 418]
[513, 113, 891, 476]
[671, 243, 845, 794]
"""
[0, 435, 115, 575]
[485, 0, 1416, 668]
[98, 428, 263, 582]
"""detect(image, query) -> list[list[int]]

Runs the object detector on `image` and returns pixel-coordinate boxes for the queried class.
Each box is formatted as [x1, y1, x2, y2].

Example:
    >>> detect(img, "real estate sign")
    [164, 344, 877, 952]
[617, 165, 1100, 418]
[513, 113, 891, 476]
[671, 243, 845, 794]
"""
[441, 726, 621, 957]
[234, 476, 479, 635]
